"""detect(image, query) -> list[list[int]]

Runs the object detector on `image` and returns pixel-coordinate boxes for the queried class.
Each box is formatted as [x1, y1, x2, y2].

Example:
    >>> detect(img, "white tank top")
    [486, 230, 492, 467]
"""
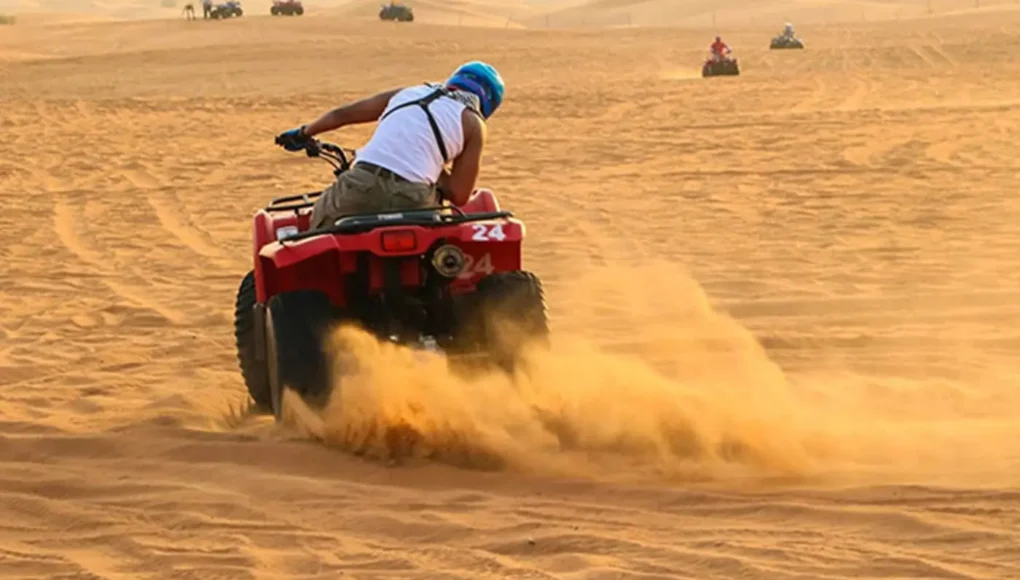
[355, 84, 468, 184]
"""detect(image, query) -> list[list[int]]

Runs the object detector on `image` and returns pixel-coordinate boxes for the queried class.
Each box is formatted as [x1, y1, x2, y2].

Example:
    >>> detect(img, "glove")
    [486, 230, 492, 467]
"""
[275, 126, 310, 152]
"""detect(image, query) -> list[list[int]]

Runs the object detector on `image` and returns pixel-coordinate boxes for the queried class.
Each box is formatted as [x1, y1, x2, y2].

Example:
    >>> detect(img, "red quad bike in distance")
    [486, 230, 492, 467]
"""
[702, 53, 740, 77]
[234, 138, 550, 420]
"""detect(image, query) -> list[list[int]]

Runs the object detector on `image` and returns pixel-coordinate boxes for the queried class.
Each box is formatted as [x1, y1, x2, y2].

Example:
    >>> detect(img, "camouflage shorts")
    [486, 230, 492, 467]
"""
[309, 164, 438, 230]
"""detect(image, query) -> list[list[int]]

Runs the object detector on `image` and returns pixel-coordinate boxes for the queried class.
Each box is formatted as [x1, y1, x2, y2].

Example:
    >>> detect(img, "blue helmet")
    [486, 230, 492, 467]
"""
[446, 61, 505, 119]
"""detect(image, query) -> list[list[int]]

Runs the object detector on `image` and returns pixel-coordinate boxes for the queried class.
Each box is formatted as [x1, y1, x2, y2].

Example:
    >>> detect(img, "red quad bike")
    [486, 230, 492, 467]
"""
[702, 53, 740, 77]
[234, 138, 550, 421]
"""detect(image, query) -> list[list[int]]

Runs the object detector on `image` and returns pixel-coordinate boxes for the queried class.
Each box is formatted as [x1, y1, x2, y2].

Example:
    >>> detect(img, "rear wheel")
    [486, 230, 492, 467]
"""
[234, 270, 271, 411]
[265, 290, 334, 421]
[468, 271, 549, 371]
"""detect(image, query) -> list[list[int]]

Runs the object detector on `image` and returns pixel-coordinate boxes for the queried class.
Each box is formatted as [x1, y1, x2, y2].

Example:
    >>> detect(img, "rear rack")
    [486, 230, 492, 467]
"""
[280, 206, 514, 244]
[265, 191, 323, 213]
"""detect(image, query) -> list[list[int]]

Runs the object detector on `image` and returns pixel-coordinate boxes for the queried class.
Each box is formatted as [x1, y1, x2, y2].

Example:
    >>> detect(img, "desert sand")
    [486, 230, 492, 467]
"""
[2, 0, 1020, 577]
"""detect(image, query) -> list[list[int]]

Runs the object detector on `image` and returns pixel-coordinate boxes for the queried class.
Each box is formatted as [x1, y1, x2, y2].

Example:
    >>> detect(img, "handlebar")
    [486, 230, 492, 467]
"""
[304, 140, 354, 174]
[275, 134, 355, 175]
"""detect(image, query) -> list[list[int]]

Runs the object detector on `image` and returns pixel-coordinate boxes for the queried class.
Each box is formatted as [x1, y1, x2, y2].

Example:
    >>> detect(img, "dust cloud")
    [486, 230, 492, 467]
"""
[282, 261, 1020, 486]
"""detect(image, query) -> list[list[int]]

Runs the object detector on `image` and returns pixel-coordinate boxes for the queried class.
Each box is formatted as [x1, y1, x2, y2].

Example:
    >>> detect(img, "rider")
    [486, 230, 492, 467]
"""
[274, 61, 505, 230]
[709, 36, 731, 62]
[781, 22, 795, 38]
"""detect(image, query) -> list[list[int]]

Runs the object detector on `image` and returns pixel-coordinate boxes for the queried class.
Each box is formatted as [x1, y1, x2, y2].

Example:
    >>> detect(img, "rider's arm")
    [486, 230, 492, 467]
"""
[302, 88, 402, 137]
[438, 112, 486, 206]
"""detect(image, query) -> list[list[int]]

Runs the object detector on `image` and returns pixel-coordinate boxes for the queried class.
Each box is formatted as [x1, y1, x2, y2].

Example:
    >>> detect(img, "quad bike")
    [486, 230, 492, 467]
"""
[702, 53, 740, 77]
[379, 2, 414, 21]
[770, 35, 804, 49]
[234, 138, 549, 420]
[209, 0, 242, 17]
[270, 0, 303, 15]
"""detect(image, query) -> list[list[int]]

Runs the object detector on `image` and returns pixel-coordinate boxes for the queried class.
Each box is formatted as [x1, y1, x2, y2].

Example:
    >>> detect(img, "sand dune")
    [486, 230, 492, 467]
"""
[524, 0, 1020, 28]
[2, 3, 1020, 578]
[6, 0, 1018, 27]
[323, 0, 534, 27]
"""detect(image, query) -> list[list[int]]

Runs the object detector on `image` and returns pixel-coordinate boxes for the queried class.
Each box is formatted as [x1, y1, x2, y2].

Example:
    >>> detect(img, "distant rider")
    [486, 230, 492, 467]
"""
[781, 22, 795, 39]
[710, 36, 731, 62]
[274, 61, 505, 230]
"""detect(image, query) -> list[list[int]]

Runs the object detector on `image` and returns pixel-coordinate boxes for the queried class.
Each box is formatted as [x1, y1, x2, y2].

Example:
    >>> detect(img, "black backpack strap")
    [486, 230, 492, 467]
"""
[379, 85, 451, 164]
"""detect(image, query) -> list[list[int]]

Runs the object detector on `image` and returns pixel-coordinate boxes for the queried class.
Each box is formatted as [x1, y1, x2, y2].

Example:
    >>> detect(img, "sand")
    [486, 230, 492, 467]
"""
[2, 0, 1020, 577]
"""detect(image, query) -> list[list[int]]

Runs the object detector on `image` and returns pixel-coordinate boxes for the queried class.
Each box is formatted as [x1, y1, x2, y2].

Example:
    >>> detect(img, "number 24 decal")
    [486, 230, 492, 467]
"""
[470, 223, 507, 242]
[458, 253, 494, 279]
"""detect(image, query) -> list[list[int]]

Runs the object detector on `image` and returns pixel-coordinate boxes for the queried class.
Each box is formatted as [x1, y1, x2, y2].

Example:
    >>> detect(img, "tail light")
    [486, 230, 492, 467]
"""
[381, 229, 417, 252]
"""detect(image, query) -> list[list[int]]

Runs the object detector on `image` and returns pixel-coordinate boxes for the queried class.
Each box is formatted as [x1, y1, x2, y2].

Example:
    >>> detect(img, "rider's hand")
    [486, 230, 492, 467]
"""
[275, 126, 310, 152]
[436, 186, 450, 205]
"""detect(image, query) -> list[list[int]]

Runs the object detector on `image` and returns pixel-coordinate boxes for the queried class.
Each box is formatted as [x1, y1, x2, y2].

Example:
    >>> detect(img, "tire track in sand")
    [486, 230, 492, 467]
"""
[53, 198, 184, 325]
[792, 76, 830, 114]
[923, 32, 959, 68]
[121, 156, 235, 268]
[145, 190, 233, 267]
[834, 48, 873, 112]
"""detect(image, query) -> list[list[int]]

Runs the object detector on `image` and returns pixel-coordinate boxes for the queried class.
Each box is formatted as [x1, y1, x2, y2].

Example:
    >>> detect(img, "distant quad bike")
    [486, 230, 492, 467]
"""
[209, 0, 242, 18]
[234, 138, 549, 420]
[702, 54, 740, 77]
[379, 3, 413, 21]
[770, 35, 804, 49]
[270, 0, 303, 15]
